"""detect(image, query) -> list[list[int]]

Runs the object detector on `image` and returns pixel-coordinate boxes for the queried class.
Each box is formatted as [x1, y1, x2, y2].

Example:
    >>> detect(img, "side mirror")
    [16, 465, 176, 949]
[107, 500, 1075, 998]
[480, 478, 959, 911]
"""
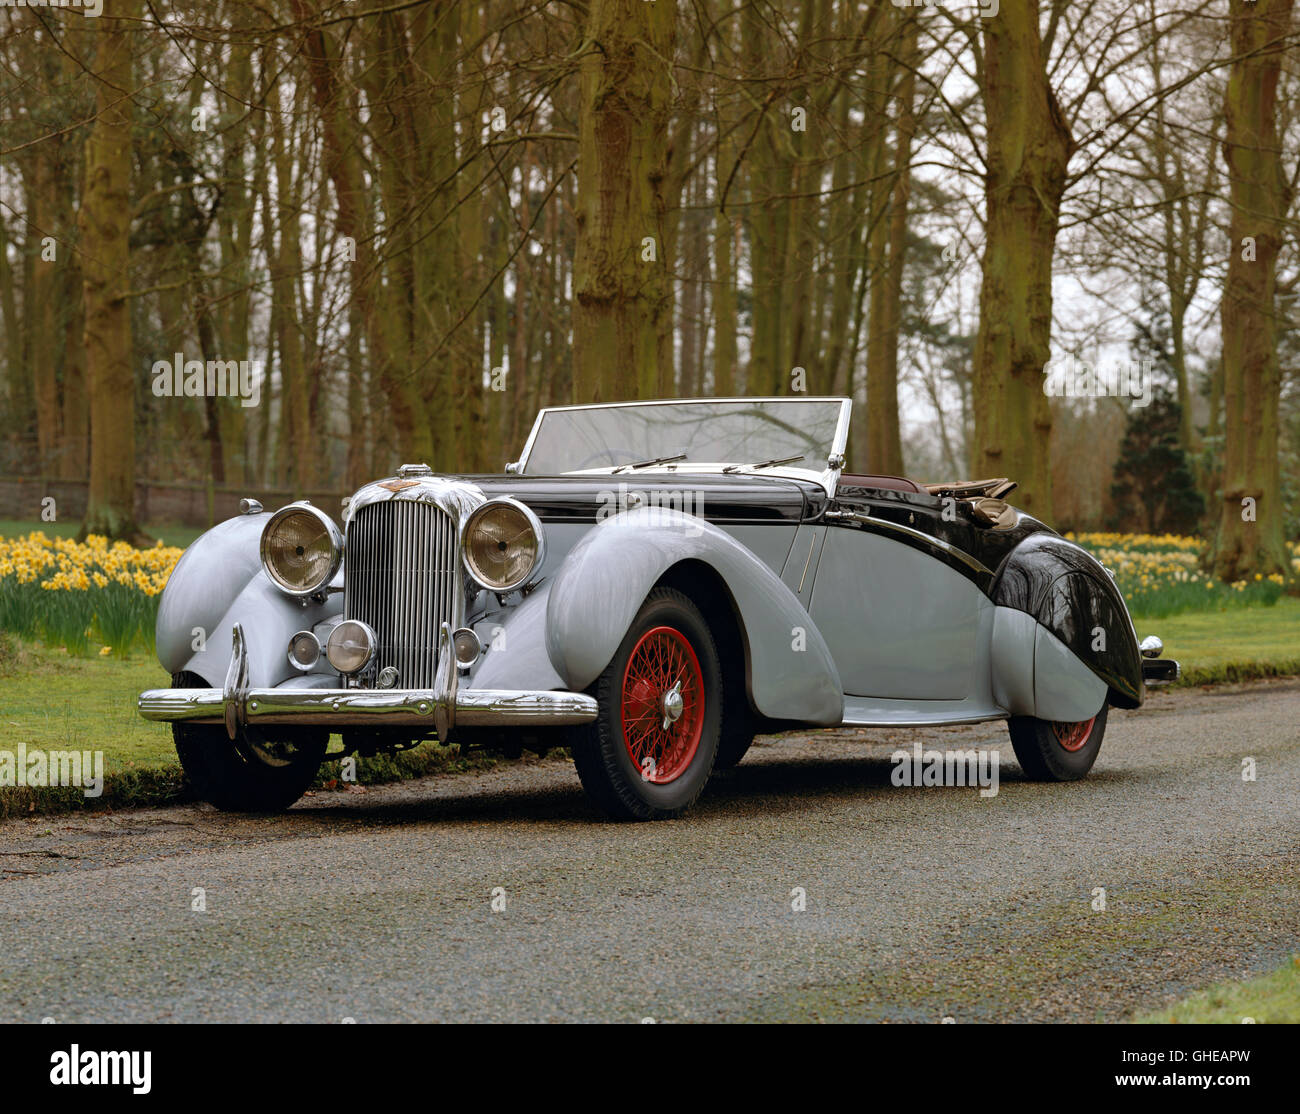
[504, 461, 520, 475]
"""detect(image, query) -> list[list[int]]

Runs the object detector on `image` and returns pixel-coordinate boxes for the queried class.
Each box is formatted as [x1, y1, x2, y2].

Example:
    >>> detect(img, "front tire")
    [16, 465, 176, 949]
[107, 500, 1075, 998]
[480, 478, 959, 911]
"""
[568, 588, 722, 820]
[1008, 704, 1108, 781]
[172, 672, 328, 812]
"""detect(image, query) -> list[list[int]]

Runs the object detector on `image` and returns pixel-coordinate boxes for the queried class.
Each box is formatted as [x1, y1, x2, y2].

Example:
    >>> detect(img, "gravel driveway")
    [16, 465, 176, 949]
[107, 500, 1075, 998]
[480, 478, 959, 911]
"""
[2, 678, 1297, 1022]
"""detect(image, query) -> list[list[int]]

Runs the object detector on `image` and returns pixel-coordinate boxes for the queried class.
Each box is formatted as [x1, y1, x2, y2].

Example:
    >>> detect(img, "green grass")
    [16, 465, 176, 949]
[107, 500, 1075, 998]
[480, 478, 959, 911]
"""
[1137, 957, 1300, 1023]
[0, 635, 175, 765]
[0, 518, 205, 548]
[1138, 597, 1300, 686]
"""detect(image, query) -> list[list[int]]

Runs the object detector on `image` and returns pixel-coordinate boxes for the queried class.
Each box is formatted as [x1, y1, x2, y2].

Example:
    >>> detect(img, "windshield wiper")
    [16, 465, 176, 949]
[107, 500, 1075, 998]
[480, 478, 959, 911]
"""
[613, 452, 688, 474]
[723, 454, 806, 474]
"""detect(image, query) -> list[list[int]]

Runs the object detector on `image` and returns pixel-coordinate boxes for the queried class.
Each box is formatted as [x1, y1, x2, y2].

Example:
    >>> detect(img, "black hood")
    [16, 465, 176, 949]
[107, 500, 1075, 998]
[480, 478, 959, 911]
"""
[448, 472, 830, 525]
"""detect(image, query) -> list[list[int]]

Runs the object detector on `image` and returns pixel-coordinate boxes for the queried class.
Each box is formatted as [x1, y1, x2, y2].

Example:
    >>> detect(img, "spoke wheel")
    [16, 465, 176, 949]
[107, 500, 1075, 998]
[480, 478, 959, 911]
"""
[620, 626, 705, 784]
[568, 588, 722, 820]
[1050, 716, 1096, 753]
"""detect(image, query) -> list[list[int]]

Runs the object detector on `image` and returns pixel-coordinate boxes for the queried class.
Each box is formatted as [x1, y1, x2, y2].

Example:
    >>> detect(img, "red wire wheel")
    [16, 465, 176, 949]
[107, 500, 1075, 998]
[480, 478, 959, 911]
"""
[1051, 716, 1096, 753]
[619, 625, 705, 785]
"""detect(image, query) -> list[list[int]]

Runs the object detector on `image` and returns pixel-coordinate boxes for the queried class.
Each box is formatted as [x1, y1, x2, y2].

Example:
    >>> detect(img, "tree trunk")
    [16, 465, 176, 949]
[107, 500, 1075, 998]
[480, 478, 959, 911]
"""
[572, 0, 675, 403]
[28, 164, 60, 477]
[293, 0, 428, 463]
[270, 99, 312, 496]
[971, 0, 1073, 518]
[1214, 0, 1294, 581]
[873, 15, 918, 475]
[79, 0, 142, 542]
[0, 209, 30, 447]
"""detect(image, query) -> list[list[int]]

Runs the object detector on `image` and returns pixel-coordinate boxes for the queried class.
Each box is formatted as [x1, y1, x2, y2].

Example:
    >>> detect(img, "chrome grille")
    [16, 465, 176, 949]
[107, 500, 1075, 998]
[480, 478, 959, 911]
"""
[344, 500, 458, 688]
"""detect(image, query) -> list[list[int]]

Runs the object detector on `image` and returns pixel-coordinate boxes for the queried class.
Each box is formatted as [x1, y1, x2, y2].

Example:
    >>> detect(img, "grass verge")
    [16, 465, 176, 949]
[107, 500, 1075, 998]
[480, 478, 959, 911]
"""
[1134, 597, 1300, 686]
[1136, 957, 1300, 1023]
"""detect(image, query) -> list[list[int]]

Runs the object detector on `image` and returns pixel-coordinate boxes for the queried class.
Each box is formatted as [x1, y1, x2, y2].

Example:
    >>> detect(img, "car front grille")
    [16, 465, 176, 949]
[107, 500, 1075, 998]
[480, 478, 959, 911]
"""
[344, 499, 458, 688]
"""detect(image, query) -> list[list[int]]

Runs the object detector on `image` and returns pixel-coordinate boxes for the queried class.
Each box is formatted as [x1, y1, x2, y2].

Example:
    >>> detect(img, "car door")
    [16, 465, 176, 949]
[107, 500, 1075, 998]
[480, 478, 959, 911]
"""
[807, 497, 986, 700]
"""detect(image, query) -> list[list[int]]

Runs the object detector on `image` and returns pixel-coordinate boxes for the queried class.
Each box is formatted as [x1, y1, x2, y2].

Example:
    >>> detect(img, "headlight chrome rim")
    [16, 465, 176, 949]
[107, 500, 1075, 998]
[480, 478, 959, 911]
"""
[326, 619, 377, 675]
[462, 497, 545, 592]
[259, 502, 344, 597]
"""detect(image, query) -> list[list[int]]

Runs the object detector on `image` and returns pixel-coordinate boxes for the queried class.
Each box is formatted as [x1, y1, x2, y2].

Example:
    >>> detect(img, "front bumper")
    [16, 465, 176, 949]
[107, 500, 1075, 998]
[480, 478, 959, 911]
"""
[138, 621, 597, 738]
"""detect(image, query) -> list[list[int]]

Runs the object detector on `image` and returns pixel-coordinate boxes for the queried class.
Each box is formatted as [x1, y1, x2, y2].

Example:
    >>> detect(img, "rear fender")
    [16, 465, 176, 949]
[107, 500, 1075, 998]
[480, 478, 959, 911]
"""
[992, 533, 1143, 709]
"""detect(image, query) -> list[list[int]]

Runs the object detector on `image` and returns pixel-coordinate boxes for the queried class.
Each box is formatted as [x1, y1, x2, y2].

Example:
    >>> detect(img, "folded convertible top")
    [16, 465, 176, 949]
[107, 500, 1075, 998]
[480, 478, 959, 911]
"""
[923, 477, 1018, 501]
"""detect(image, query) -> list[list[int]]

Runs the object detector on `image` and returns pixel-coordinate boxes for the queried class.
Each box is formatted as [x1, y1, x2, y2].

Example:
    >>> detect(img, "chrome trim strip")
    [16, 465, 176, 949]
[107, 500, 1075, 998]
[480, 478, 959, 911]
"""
[796, 532, 816, 594]
[824, 509, 995, 580]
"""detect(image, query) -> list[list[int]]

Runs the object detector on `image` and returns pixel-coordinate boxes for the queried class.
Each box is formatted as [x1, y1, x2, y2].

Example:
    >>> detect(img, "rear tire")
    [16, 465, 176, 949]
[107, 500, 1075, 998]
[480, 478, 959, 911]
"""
[172, 672, 328, 812]
[713, 711, 755, 770]
[568, 588, 722, 820]
[1008, 704, 1108, 782]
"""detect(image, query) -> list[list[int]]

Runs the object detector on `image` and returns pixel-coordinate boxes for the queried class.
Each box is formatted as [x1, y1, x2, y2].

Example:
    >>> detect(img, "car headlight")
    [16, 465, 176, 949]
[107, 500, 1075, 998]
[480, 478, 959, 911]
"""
[462, 497, 544, 592]
[260, 504, 343, 596]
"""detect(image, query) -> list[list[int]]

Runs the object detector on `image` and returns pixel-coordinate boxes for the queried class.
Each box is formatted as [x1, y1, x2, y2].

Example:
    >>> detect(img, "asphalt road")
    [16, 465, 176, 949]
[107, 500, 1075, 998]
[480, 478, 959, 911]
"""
[2, 678, 1298, 1023]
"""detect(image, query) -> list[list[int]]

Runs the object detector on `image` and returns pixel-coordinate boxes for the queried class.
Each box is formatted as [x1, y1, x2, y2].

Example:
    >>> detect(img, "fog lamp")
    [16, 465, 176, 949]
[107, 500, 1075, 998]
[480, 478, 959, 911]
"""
[327, 620, 377, 675]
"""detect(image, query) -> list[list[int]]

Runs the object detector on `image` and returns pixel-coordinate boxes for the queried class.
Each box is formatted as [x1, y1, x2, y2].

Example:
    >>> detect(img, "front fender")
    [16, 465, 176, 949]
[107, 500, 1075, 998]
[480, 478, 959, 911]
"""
[544, 508, 843, 724]
[155, 514, 341, 687]
[992, 533, 1143, 708]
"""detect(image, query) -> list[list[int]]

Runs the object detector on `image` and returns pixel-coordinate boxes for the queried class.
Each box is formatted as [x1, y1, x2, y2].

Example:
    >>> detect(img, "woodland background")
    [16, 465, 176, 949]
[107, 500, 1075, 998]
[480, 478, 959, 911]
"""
[0, 0, 1297, 582]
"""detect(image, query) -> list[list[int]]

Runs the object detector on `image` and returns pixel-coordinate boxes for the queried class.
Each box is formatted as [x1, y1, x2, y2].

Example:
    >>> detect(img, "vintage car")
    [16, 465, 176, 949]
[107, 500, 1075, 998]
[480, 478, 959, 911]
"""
[139, 397, 1179, 820]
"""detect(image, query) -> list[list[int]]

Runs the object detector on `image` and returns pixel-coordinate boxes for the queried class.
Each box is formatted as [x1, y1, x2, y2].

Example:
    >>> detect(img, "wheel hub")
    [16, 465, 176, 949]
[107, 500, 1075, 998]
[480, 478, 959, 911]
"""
[660, 681, 684, 730]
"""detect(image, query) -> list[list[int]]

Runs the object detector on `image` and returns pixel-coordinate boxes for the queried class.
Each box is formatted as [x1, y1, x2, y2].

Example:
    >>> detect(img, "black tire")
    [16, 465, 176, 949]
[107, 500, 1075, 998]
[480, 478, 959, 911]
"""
[568, 588, 722, 820]
[171, 672, 328, 812]
[1008, 703, 1108, 782]
[713, 710, 755, 770]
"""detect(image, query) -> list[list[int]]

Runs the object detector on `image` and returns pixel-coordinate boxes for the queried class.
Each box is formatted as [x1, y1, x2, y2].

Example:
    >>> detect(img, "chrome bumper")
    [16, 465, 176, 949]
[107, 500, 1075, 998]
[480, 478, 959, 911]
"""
[139, 621, 597, 737]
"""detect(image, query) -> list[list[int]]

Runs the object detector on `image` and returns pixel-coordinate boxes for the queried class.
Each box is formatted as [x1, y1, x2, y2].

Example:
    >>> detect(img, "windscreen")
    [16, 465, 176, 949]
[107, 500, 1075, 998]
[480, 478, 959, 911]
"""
[522, 399, 844, 475]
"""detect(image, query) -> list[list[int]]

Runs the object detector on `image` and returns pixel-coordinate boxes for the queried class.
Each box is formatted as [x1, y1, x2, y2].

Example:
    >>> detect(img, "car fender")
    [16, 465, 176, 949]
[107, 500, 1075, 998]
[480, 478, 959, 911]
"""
[543, 507, 844, 724]
[991, 533, 1143, 709]
[155, 514, 341, 687]
[465, 582, 569, 694]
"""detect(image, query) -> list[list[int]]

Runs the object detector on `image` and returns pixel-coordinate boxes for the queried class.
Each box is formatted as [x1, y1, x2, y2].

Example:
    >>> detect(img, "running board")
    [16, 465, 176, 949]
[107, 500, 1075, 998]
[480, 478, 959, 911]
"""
[840, 695, 1009, 728]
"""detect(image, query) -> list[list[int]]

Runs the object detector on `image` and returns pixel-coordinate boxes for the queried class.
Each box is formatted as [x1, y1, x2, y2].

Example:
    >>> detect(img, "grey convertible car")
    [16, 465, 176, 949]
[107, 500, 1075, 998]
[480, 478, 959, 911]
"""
[139, 397, 1178, 819]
